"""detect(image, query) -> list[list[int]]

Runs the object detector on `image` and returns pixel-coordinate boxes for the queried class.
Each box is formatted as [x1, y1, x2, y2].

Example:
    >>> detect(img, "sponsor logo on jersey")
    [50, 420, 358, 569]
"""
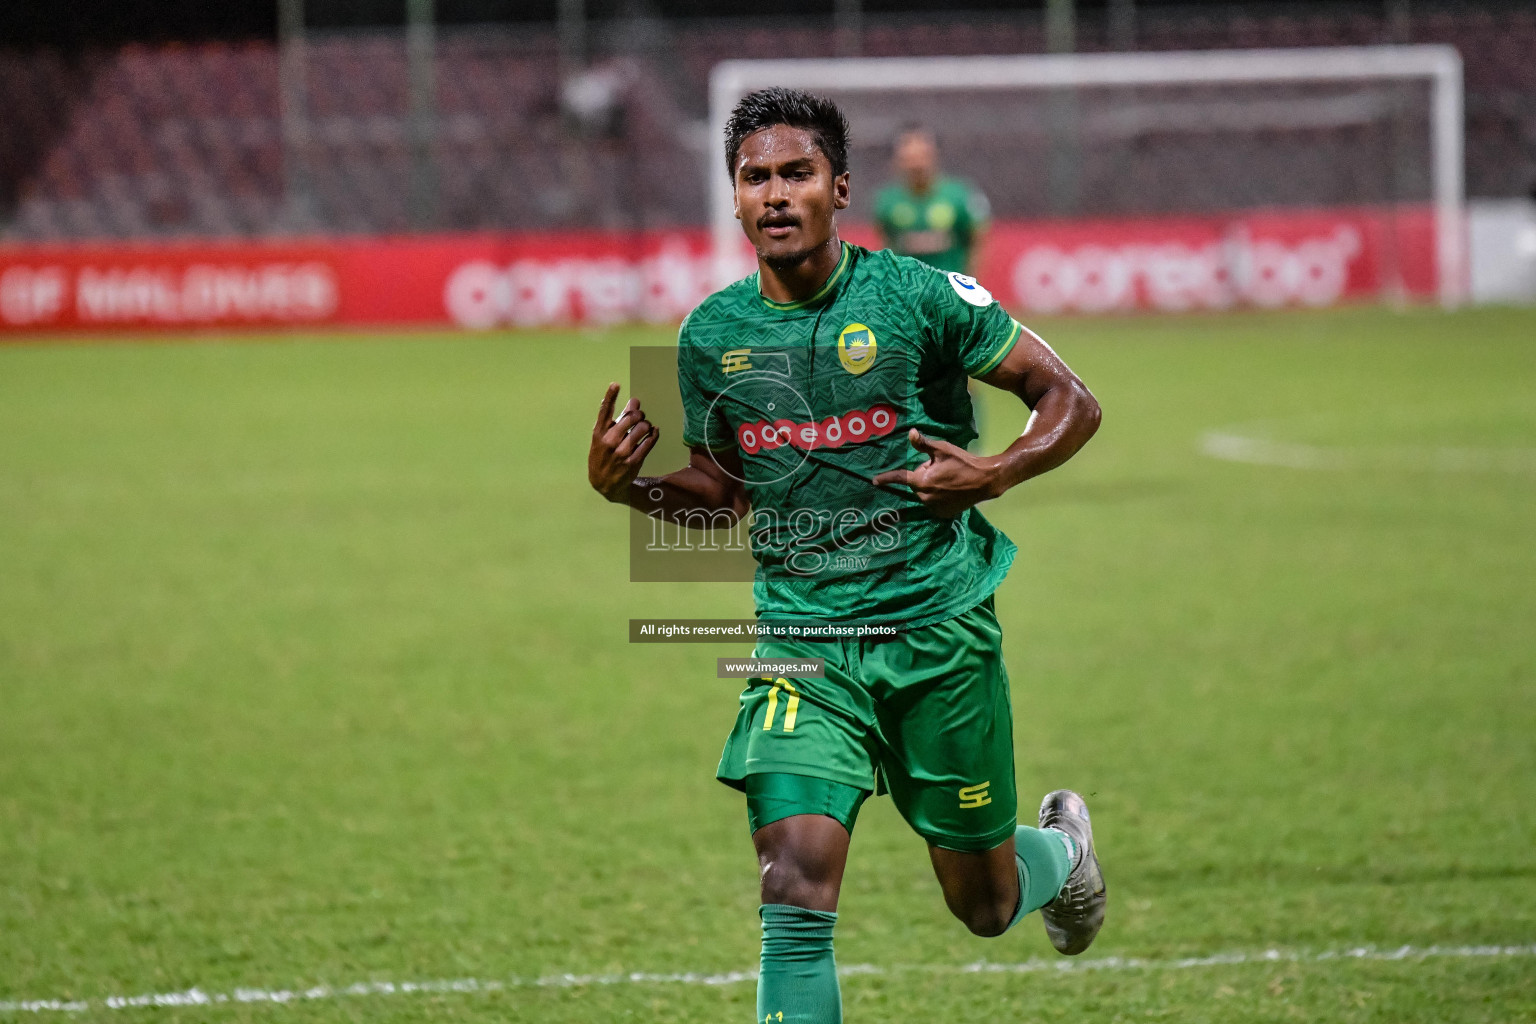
[948, 272, 994, 306]
[897, 229, 954, 256]
[958, 782, 992, 809]
[737, 403, 898, 455]
[837, 323, 877, 375]
[720, 348, 752, 374]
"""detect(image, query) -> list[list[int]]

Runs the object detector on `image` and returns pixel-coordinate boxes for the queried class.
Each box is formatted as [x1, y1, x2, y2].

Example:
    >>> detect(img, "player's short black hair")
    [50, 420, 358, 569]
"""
[724, 87, 850, 179]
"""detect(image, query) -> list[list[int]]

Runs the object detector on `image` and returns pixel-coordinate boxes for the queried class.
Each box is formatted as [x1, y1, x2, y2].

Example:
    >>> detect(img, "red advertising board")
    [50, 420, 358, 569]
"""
[969, 207, 1438, 314]
[0, 206, 1437, 335]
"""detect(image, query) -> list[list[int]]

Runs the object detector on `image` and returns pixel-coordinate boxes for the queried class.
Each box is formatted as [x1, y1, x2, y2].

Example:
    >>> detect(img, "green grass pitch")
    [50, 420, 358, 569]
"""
[1, 306, 1533, 1022]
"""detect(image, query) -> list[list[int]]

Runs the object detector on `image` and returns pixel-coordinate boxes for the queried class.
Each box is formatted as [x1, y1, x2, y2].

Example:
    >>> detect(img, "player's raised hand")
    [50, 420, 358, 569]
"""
[588, 382, 659, 503]
[872, 428, 1001, 518]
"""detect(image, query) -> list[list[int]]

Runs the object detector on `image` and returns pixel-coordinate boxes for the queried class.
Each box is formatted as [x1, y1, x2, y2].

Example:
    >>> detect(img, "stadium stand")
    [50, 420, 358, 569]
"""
[0, 5, 1532, 240]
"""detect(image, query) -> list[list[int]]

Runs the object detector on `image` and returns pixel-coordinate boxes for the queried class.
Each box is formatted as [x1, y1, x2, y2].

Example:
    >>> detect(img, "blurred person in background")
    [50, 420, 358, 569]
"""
[875, 125, 994, 445]
[873, 125, 990, 276]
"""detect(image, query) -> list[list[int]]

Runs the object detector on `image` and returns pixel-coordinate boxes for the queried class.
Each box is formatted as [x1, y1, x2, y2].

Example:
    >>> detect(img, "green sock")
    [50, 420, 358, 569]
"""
[757, 904, 841, 1024]
[1005, 826, 1075, 930]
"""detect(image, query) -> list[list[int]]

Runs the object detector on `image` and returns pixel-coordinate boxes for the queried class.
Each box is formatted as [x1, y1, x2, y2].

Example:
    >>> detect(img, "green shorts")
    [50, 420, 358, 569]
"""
[717, 595, 1017, 852]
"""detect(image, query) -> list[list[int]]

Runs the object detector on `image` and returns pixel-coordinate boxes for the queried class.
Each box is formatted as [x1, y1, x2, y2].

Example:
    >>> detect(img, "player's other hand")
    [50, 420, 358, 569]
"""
[588, 382, 659, 503]
[872, 429, 1001, 519]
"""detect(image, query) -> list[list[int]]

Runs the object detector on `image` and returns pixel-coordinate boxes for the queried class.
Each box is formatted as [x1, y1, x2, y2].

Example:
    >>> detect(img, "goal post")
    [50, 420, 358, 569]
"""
[708, 46, 1465, 309]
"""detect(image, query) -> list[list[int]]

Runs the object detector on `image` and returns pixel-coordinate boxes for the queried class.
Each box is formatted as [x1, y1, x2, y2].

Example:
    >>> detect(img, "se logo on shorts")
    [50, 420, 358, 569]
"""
[958, 781, 992, 809]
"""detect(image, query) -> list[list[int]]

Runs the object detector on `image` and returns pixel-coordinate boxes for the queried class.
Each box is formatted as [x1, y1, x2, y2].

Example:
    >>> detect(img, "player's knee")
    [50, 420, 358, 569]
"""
[951, 896, 1015, 938]
[759, 853, 839, 909]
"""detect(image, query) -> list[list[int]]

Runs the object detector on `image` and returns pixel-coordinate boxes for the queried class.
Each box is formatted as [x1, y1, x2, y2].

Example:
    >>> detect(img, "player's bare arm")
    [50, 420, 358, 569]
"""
[587, 381, 749, 523]
[871, 328, 1101, 518]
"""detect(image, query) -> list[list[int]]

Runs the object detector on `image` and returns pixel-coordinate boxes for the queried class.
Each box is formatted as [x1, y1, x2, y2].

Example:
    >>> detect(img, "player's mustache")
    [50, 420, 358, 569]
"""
[758, 212, 799, 229]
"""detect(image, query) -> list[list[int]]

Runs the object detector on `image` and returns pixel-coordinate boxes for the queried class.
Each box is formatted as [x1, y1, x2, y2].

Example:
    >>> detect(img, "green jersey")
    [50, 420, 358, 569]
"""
[872, 176, 990, 274]
[677, 242, 1021, 628]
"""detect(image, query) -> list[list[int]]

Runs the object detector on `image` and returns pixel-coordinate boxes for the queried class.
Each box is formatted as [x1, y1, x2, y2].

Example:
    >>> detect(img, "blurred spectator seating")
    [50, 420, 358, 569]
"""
[0, 5, 1530, 240]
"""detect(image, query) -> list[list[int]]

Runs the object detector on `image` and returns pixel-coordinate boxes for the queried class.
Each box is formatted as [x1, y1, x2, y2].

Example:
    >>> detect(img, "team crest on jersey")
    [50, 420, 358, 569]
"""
[927, 201, 957, 231]
[837, 323, 877, 376]
[948, 272, 994, 307]
[720, 348, 752, 374]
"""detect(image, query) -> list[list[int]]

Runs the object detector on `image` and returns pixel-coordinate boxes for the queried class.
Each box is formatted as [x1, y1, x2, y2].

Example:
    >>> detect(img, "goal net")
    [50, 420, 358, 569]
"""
[708, 46, 1464, 311]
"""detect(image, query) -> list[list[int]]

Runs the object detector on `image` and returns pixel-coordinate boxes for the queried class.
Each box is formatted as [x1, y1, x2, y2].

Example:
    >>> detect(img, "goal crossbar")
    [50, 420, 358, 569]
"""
[707, 46, 1465, 307]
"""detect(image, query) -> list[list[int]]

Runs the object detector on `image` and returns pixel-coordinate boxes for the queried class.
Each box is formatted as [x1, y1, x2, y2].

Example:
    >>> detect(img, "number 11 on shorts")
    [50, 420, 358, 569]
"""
[763, 678, 800, 733]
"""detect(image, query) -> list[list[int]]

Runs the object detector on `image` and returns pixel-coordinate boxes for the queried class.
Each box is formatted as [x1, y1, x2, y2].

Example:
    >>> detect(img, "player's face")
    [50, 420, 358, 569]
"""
[895, 131, 938, 189]
[733, 125, 850, 267]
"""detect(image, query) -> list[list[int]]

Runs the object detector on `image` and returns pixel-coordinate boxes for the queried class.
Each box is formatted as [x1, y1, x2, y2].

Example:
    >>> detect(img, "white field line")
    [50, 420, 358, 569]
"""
[1200, 431, 1536, 474]
[2, 943, 1533, 1014]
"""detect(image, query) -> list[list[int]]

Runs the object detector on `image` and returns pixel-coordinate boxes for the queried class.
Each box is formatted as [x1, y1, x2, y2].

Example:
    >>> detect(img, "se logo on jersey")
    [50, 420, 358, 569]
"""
[720, 348, 752, 374]
[948, 272, 994, 307]
[837, 323, 877, 375]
